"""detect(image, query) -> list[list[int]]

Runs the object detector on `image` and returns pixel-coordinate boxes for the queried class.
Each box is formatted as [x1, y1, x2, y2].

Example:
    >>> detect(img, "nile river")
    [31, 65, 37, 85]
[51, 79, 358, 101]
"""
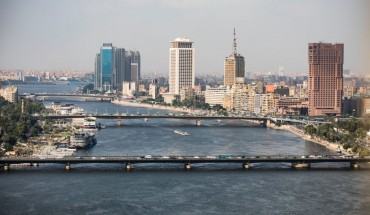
[0, 83, 370, 214]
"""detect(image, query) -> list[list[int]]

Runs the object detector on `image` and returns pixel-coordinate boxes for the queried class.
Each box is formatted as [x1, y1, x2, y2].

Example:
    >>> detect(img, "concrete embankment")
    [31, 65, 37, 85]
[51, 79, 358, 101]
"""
[268, 124, 350, 155]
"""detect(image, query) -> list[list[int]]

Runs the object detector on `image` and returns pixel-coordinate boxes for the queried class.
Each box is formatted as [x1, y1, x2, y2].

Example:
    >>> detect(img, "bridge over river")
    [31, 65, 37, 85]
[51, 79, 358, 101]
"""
[20, 93, 114, 101]
[34, 114, 331, 126]
[35, 114, 271, 126]
[1, 155, 369, 171]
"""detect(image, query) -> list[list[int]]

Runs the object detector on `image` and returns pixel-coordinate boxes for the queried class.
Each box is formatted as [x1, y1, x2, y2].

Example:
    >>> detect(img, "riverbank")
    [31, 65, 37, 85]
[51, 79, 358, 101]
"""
[268, 123, 351, 155]
[112, 100, 195, 113]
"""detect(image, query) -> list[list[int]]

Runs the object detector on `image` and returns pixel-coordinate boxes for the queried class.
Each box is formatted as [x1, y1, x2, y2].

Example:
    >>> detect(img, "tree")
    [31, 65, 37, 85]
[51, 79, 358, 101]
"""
[82, 83, 95, 94]
[304, 125, 317, 136]
[3, 142, 13, 151]
[355, 128, 367, 139]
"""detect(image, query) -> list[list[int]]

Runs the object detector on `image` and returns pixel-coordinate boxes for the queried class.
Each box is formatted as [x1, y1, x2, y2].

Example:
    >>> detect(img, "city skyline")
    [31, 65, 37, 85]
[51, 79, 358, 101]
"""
[0, 0, 369, 75]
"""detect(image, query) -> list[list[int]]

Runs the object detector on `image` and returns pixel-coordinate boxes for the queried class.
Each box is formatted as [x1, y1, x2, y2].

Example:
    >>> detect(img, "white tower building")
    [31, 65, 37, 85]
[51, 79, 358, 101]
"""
[169, 38, 195, 95]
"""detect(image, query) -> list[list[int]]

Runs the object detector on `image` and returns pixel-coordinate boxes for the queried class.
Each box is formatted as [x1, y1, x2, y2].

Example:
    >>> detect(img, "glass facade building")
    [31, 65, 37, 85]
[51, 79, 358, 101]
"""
[94, 43, 141, 92]
[101, 43, 113, 91]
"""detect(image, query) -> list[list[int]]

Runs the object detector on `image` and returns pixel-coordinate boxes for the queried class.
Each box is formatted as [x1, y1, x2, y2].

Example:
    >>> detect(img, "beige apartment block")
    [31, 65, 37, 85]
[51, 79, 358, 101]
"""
[205, 86, 227, 107]
[0, 86, 18, 103]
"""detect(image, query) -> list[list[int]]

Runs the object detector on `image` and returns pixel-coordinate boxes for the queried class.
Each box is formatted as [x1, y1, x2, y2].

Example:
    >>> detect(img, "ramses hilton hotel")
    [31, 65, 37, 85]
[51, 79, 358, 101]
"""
[308, 43, 343, 116]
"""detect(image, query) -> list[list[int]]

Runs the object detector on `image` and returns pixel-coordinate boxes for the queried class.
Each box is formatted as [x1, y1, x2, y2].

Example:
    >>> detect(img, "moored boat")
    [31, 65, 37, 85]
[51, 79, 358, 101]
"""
[70, 132, 97, 149]
[336, 147, 342, 153]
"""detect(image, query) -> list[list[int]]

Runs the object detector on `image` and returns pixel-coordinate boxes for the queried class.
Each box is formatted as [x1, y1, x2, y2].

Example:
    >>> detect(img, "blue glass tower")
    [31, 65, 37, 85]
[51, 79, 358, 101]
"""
[94, 43, 141, 92]
[100, 43, 113, 91]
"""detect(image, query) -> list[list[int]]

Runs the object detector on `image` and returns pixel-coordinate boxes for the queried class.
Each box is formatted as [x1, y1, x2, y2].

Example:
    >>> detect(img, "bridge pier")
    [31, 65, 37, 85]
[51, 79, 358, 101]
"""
[195, 120, 201, 126]
[262, 119, 267, 127]
[243, 163, 251, 169]
[65, 163, 71, 171]
[350, 162, 360, 169]
[292, 162, 310, 169]
[184, 163, 191, 170]
[125, 163, 132, 171]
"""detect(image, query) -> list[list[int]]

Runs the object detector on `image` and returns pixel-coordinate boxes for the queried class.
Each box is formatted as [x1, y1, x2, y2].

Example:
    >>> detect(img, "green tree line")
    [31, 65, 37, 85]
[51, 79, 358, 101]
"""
[0, 96, 44, 150]
[304, 117, 370, 155]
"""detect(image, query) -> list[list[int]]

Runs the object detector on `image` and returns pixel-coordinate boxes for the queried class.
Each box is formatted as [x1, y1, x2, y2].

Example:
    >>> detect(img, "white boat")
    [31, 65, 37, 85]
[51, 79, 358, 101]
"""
[70, 132, 97, 149]
[174, 130, 190, 136]
[144, 118, 148, 122]
[81, 117, 98, 132]
[336, 147, 342, 153]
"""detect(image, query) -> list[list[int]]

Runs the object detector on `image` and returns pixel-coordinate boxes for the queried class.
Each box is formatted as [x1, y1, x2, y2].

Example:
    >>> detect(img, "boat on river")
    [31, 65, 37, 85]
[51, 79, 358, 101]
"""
[70, 132, 97, 149]
[336, 147, 342, 153]
[174, 130, 190, 136]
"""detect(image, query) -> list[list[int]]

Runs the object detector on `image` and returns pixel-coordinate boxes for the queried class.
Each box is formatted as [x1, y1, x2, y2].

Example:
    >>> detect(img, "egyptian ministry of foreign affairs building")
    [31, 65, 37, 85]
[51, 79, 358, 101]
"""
[169, 38, 195, 95]
[308, 42, 343, 116]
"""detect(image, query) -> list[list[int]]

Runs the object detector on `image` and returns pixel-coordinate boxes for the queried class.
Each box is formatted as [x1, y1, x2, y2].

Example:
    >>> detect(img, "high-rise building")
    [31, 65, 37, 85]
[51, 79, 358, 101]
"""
[94, 44, 141, 91]
[124, 51, 132, 83]
[131, 63, 139, 83]
[308, 42, 343, 116]
[169, 38, 195, 95]
[101, 43, 114, 91]
[124, 50, 141, 83]
[224, 29, 245, 86]
[94, 53, 101, 90]
[115, 48, 126, 90]
[132, 51, 141, 80]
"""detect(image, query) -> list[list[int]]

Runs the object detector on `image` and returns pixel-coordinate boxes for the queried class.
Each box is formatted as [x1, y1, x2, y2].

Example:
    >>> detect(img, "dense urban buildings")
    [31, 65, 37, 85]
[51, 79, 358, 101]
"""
[169, 38, 195, 95]
[308, 42, 344, 116]
[224, 29, 245, 86]
[0, 86, 18, 103]
[94, 43, 141, 92]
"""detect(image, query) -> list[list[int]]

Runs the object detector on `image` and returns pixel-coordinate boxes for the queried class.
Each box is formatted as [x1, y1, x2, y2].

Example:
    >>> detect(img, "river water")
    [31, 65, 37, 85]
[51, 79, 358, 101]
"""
[1, 84, 370, 214]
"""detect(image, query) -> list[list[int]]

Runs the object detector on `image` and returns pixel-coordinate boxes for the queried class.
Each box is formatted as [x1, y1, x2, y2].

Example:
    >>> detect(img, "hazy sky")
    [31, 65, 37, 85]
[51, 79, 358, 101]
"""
[0, 0, 369, 76]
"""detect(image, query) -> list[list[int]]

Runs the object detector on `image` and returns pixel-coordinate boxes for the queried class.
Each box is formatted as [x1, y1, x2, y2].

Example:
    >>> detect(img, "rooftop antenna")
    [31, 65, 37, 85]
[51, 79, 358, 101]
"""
[233, 28, 237, 56]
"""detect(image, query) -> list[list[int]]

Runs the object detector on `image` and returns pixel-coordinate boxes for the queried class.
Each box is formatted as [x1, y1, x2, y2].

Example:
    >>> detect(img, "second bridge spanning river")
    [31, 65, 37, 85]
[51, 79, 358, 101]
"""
[1, 155, 368, 171]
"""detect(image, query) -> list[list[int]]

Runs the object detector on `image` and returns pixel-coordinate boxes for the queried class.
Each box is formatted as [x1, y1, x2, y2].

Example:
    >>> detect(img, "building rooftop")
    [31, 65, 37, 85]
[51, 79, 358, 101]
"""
[173, 38, 192, 42]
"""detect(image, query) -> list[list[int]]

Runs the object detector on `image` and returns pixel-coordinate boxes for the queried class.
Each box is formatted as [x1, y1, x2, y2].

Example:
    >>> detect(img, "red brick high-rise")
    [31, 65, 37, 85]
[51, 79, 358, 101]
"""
[308, 43, 343, 116]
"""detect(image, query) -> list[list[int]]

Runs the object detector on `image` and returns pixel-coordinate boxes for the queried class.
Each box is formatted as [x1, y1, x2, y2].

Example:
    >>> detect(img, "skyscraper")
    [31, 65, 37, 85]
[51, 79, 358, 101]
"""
[132, 51, 141, 80]
[169, 38, 195, 94]
[124, 51, 132, 82]
[99, 43, 114, 91]
[123, 50, 141, 83]
[224, 29, 245, 86]
[94, 53, 101, 90]
[94, 44, 141, 92]
[308, 42, 343, 116]
[114, 48, 126, 90]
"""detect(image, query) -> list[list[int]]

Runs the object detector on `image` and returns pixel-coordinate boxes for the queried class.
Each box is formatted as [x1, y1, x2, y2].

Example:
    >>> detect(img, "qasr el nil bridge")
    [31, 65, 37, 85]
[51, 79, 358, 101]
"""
[19, 93, 114, 101]
[1, 155, 369, 171]
[34, 114, 326, 126]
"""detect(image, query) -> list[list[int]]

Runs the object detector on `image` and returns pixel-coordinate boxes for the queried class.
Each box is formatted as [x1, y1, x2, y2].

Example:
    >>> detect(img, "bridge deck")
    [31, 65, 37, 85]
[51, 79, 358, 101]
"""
[1, 156, 369, 164]
[36, 114, 269, 120]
